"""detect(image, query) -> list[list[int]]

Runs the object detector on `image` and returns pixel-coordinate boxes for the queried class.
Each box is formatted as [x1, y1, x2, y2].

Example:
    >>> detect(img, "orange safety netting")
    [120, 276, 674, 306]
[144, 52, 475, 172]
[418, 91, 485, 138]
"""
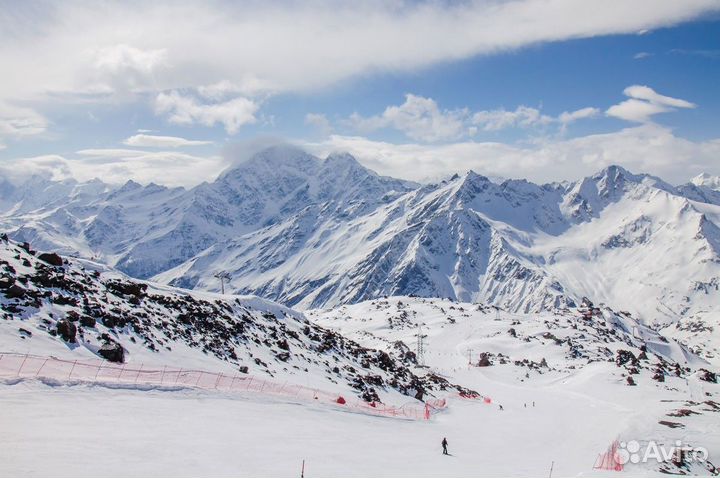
[0, 352, 448, 420]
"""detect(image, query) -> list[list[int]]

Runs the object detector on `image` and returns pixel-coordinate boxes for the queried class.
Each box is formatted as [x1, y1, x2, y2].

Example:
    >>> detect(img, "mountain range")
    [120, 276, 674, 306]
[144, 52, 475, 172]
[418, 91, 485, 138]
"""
[2, 145, 719, 364]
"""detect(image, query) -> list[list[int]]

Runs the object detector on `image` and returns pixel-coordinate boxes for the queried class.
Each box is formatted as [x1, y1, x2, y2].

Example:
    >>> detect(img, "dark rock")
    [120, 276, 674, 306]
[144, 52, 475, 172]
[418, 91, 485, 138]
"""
[626, 376, 636, 386]
[38, 252, 63, 267]
[98, 342, 125, 363]
[4, 284, 25, 299]
[105, 280, 148, 298]
[56, 319, 77, 343]
[667, 409, 699, 417]
[477, 353, 492, 367]
[79, 316, 96, 328]
[66, 310, 80, 322]
[698, 369, 717, 383]
[18, 327, 32, 337]
[238, 366, 249, 374]
[0, 277, 13, 289]
[616, 349, 638, 367]
[658, 420, 684, 429]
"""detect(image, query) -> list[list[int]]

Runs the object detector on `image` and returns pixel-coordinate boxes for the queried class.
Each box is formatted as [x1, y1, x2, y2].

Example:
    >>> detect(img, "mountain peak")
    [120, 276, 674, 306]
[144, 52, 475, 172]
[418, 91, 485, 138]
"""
[691, 172, 720, 191]
[324, 152, 362, 168]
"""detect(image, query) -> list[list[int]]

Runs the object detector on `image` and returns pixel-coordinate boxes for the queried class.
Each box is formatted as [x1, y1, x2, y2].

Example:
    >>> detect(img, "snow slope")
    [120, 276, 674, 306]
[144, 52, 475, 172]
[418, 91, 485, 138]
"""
[3, 295, 719, 477]
[309, 296, 720, 476]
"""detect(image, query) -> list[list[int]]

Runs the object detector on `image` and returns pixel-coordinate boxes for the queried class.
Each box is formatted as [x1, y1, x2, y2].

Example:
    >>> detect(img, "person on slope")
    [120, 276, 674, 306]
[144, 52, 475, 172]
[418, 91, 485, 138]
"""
[442, 437, 449, 455]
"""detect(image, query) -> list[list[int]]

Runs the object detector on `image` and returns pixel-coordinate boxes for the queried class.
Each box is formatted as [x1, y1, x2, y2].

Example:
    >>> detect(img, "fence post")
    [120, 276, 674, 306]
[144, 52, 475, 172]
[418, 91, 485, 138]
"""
[195, 371, 203, 386]
[94, 361, 104, 381]
[16, 353, 29, 377]
[174, 369, 180, 385]
[135, 363, 143, 385]
[160, 366, 166, 385]
[68, 360, 77, 380]
[215, 373, 223, 390]
[230, 373, 238, 390]
[35, 358, 48, 378]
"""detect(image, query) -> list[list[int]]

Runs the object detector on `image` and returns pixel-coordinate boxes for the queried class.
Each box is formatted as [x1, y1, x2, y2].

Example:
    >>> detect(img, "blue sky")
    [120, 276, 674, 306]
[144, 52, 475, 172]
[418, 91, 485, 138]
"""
[1, 1, 719, 186]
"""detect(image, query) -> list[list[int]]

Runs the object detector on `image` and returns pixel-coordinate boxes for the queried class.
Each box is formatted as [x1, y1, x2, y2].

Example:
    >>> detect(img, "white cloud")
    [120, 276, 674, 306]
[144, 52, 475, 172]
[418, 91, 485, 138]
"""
[344, 96, 599, 141]
[558, 107, 601, 124]
[347, 94, 467, 142]
[472, 106, 553, 131]
[606, 85, 695, 123]
[624, 85, 695, 108]
[0, 103, 48, 137]
[305, 113, 333, 136]
[0, 1, 717, 108]
[197, 79, 268, 100]
[305, 124, 720, 185]
[9, 149, 227, 187]
[154, 91, 259, 134]
[633, 51, 653, 59]
[123, 134, 212, 148]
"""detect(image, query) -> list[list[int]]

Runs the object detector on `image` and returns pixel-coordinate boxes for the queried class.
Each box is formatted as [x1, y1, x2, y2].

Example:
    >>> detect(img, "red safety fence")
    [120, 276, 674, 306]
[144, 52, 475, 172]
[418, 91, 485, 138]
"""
[0, 352, 447, 421]
[594, 440, 624, 471]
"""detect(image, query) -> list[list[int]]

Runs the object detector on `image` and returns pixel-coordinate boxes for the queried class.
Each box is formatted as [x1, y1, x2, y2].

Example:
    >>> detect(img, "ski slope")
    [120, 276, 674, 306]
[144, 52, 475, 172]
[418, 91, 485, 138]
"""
[3, 295, 719, 476]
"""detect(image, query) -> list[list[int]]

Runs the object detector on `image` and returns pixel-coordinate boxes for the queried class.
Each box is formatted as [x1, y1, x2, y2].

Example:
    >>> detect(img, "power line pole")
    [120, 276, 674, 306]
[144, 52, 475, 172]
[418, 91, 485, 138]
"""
[214, 271, 231, 295]
[416, 324, 425, 367]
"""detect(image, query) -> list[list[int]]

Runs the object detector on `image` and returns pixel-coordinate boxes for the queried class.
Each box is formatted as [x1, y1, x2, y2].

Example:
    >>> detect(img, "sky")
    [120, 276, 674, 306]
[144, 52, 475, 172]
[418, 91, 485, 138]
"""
[0, 0, 719, 187]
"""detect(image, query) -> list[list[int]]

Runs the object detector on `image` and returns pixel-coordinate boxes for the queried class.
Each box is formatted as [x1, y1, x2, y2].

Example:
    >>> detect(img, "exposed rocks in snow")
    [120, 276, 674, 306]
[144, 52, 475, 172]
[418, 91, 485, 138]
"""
[98, 342, 125, 363]
[0, 240, 470, 402]
[55, 319, 77, 343]
[37, 252, 63, 267]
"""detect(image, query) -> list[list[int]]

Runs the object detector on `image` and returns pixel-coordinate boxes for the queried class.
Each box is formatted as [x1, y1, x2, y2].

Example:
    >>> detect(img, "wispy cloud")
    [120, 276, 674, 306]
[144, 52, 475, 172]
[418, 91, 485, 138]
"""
[123, 134, 212, 148]
[344, 96, 600, 142]
[606, 85, 695, 123]
[669, 48, 720, 59]
[0, 103, 48, 138]
[633, 51, 653, 60]
[16, 148, 228, 187]
[306, 124, 720, 185]
[305, 113, 333, 136]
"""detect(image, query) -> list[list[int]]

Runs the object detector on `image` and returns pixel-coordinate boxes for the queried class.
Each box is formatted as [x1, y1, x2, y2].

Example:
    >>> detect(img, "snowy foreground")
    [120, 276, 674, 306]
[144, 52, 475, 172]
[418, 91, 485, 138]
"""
[1, 365, 702, 478]
[3, 296, 719, 476]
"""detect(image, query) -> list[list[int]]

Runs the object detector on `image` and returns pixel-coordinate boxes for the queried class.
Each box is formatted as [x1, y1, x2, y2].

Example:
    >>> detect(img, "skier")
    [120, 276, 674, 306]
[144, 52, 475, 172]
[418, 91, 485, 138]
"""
[499, 404, 504, 411]
[442, 437, 449, 455]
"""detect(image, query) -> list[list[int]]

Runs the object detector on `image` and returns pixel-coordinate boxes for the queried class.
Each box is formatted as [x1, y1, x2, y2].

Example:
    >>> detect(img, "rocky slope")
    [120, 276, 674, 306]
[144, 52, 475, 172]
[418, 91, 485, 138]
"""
[0, 237, 466, 403]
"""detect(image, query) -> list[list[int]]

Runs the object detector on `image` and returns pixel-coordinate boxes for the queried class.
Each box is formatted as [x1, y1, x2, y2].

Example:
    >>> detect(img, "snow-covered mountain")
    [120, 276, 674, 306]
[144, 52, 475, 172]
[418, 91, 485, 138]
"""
[0, 238, 468, 402]
[0, 146, 415, 279]
[2, 147, 720, 364]
[152, 160, 720, 364]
